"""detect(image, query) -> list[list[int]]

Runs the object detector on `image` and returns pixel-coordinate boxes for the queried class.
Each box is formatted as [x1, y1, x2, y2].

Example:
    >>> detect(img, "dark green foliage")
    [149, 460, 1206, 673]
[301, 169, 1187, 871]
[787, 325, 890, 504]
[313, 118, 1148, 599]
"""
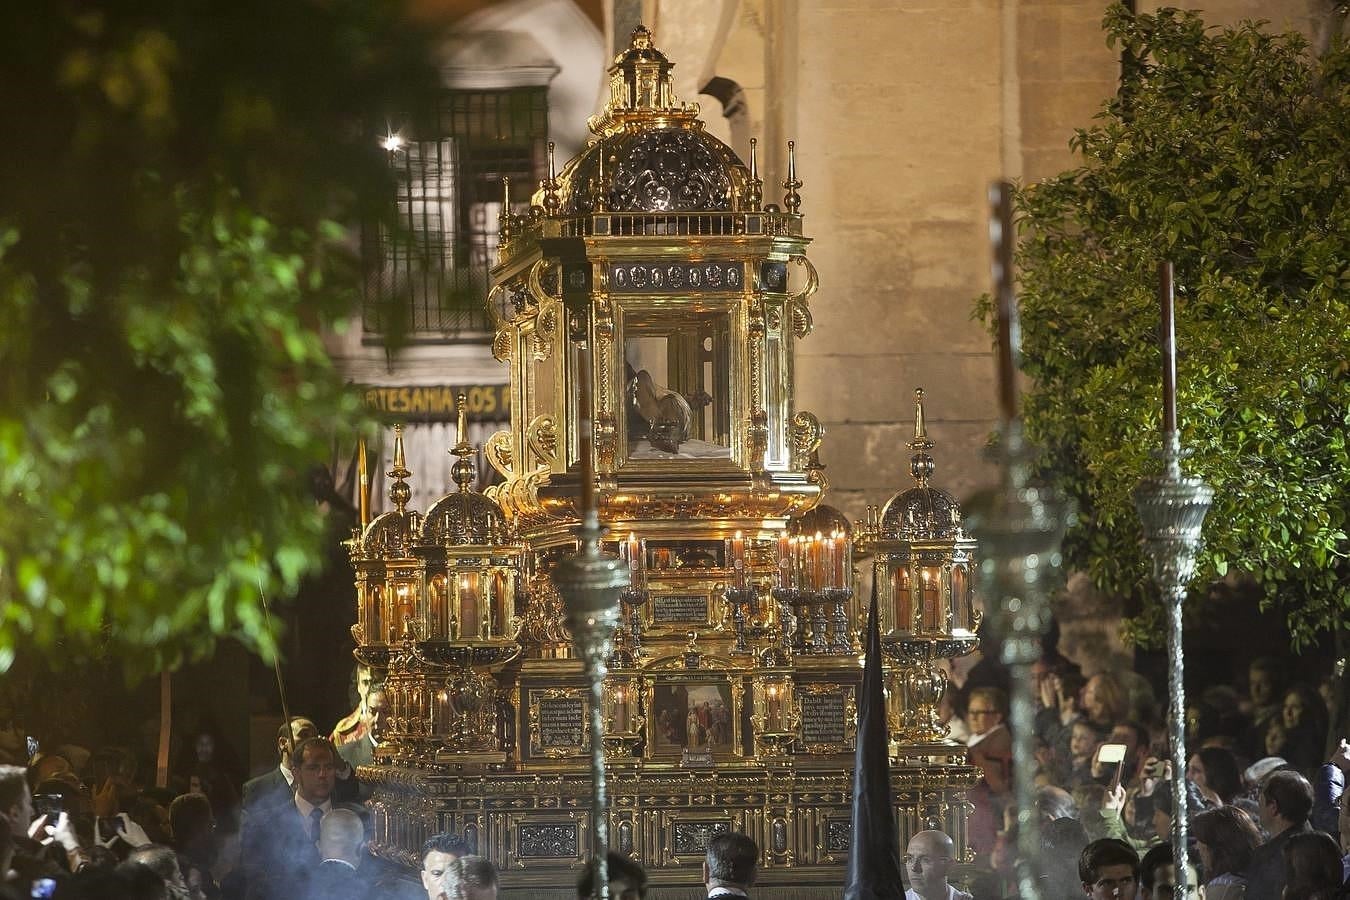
[982, 6, 1350, 648]
[0, 1, 440, 672]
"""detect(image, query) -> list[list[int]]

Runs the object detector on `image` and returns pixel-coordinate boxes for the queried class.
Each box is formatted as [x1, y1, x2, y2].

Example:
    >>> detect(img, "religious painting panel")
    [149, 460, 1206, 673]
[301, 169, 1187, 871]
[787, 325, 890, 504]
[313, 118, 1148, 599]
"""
[645, 674, 741, 760]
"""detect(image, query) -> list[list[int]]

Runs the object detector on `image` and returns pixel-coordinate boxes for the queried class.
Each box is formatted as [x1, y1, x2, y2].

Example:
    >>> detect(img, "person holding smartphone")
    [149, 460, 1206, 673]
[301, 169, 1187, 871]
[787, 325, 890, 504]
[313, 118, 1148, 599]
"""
[0, 764, 85, 890]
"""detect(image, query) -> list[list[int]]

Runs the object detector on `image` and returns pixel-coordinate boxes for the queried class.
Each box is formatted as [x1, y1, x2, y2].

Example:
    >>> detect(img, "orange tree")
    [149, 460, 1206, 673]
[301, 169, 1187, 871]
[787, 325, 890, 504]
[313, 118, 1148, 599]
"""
[0, 1, 439, 672]
[988, 6, 1350, 650]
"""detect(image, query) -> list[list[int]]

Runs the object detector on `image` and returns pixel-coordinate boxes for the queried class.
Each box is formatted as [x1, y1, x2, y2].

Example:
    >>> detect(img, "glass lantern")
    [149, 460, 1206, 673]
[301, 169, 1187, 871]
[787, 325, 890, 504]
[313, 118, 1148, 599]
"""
[855, 390, 979, 747]
[751, 673, 797, 758]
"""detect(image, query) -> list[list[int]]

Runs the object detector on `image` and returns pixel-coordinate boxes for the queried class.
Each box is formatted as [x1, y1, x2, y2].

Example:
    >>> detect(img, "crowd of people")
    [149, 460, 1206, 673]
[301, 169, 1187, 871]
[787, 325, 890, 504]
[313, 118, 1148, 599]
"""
[944, 640, 1347, 900]
[2, 644, 1346, 900]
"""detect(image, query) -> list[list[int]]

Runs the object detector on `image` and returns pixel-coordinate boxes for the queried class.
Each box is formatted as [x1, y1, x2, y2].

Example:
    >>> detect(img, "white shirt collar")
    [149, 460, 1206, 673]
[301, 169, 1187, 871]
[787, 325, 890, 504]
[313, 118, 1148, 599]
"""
[294, 792, 332, 820]
[280, 764, 295, 786]
[321, 858, 357, 870]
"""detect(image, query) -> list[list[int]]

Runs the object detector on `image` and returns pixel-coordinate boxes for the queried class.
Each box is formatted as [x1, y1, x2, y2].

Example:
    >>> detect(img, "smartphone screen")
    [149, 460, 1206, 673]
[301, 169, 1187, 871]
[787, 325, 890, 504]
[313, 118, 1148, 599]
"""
[1097, 742, 1127, 764]
[31, 793, 63, 820]
[1098, 742, 1128, 791]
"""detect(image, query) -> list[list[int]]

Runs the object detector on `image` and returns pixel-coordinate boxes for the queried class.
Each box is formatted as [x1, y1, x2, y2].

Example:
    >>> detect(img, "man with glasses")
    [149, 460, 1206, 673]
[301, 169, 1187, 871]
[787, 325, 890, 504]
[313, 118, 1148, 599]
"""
[242, 736, 342, 900]
[903, 830, 971, 900]
[1079, 838, 1140, 900]
[966, 687, 1008, 747]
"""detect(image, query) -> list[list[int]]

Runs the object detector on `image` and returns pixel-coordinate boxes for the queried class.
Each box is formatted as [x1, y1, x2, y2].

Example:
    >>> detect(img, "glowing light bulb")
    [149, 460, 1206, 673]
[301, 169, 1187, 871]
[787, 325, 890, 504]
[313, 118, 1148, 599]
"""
[381, 133, 404, 152]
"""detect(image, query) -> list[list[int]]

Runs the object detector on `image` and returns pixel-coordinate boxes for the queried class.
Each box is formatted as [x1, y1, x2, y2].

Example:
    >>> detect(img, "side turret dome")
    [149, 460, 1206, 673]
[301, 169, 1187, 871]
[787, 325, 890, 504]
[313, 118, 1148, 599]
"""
[419, 395, 510, 547]
[878, 389, 966, 542]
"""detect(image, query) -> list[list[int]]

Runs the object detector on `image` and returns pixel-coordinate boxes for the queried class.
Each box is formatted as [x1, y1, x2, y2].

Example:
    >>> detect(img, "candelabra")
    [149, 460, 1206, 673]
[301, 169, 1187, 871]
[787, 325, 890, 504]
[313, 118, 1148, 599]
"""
[1132, 262, 1213, 898]
[616, 533, 648, 664]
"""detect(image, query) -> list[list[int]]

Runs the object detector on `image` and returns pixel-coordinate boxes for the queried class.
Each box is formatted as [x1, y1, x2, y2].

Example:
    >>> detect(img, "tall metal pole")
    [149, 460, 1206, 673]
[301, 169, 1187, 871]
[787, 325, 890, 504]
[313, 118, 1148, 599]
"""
[1133, 262, 1213, 899]
[966, 182, 1072, 900]
[552, 345, 627, 900]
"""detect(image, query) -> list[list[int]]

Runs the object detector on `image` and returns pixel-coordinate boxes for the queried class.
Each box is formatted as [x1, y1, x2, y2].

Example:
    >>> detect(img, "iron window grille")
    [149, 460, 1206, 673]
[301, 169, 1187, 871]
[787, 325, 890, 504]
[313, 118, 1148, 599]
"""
[364, 87, 549, 341]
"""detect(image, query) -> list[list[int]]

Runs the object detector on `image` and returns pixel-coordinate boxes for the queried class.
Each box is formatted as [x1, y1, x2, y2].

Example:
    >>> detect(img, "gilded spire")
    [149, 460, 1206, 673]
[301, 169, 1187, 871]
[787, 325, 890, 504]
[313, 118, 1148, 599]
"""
[783, 140, 802, 214]
[542, 141, 560, 215]
[908, 388, 935, 487]
[451, 392, 475, 492]
[498, 177, 513, 245]
[746, 137, 763, 211]
[388, 424, 413, 513]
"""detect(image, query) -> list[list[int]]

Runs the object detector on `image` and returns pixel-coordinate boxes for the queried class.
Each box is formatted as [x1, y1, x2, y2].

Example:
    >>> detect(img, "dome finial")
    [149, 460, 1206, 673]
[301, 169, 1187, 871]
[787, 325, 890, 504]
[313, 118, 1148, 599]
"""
[388, 424, 413, 513]
[542, 141, 560, 215]
[746, 137, 763, 211]
[451, 392, 476, 493]
[498, 177, 513, 245]
[783, 140, 802, 214]
[908, 388, 935, 487]
[588, 25, 697, 138]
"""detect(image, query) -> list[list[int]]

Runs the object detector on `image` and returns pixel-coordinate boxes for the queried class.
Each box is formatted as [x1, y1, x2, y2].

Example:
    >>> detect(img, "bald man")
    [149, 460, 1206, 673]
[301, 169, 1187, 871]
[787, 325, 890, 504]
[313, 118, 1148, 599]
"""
[904, 830, 972, 900]
[304, 807, 367, 900]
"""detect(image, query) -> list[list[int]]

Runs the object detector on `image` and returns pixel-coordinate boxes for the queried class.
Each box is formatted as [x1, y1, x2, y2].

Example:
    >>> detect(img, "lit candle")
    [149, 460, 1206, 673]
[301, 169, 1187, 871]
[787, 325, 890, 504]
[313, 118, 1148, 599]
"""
[732, 531, 746, 589]
[437, 689, 451, 733]
[813, 532, 825, 590]
[627, 532, 640, 575]
[460, 573, 479, 639]
[1159, 260, 1177, 436]
[614, 688, 630, 732]
[395, 583, 413, 634]
[767, 685, 781, 731]
[834, 532, 847, 589]
[921, 568, 941, 631]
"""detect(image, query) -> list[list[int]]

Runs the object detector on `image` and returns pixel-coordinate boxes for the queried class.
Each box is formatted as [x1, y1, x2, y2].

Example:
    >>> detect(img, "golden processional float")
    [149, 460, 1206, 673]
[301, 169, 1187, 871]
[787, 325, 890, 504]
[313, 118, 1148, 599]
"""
[347, 28, 982, 892]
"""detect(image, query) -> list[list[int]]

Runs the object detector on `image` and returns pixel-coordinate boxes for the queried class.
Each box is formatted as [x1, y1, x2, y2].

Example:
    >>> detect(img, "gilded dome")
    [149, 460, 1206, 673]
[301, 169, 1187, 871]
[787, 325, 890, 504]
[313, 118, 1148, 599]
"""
[879, 486, 963, 542]
[361, 426, 420, 556]
[877, 389, 966, 542]
[417, 396, 509, 548]
[544, 27, 751, 217]
[559, 127, 742, 215]
[421, 490, 508, 547]
[362, 509, 419, 556]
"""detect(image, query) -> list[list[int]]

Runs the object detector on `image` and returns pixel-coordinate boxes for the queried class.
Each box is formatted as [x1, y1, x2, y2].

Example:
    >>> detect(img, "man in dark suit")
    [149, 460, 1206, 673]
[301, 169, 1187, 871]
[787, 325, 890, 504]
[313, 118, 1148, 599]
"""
[245, 718, 361, 813]
[304, 808, 368, 900]
[1245, 770, 1315, 900]
[241, 737, 341, 900]
[703, 832, 757, 900]
[242, 717, 318, 811]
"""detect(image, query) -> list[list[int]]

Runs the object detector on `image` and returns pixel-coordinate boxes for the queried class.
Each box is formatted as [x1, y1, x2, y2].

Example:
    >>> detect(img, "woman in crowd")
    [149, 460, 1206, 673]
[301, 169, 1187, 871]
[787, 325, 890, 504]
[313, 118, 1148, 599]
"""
[1187, 747, 1243, 807]
[1279, 685, 1329, 774]
[1081, 673, 1129, 733]
[1281, 831, 1344, 900]
[1192, 806, 1262, 900]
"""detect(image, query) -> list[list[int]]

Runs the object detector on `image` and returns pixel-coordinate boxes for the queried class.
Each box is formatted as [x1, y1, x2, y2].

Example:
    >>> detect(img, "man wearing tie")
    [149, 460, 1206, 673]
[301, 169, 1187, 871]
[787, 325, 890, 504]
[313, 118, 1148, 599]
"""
[241, 736, 340, 900]
[703, 833, 758, 900]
